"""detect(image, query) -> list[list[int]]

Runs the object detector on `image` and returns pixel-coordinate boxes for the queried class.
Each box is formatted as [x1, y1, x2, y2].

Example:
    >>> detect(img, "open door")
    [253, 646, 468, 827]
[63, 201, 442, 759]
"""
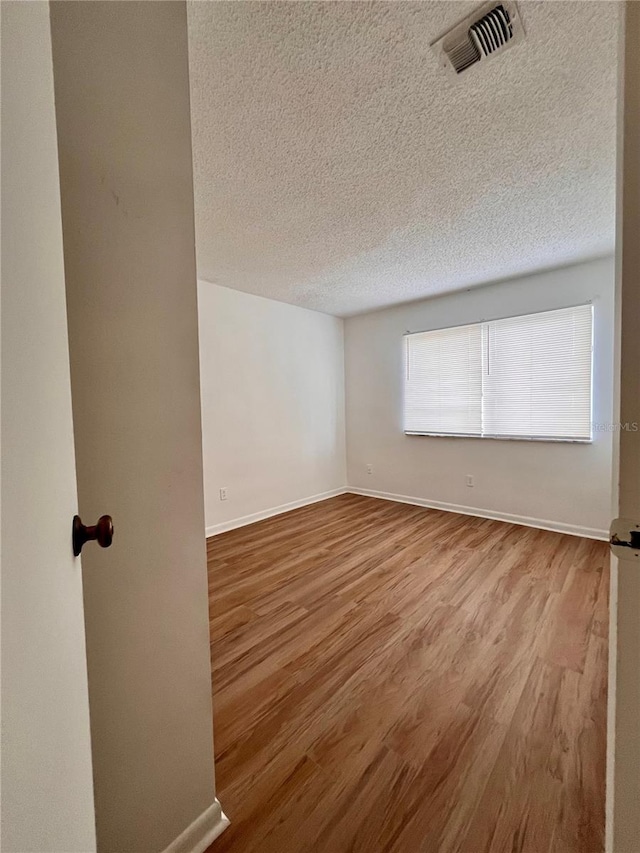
[608, 2, 640, 850]
[1, 3, 96, 850]
[49, 2, 226, 851]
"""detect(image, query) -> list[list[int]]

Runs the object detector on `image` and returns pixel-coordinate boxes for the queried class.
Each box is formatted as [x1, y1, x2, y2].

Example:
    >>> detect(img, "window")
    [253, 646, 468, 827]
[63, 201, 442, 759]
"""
[403, 304, 593, 442]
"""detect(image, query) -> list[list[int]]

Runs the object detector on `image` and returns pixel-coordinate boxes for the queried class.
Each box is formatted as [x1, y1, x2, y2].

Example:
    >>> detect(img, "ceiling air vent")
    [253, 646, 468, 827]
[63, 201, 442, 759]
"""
[431, 1, 524, 77]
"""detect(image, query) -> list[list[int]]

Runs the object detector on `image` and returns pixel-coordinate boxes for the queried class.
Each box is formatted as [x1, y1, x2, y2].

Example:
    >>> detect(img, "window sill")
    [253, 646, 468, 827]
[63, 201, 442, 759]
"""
[404, 431, 593, 444]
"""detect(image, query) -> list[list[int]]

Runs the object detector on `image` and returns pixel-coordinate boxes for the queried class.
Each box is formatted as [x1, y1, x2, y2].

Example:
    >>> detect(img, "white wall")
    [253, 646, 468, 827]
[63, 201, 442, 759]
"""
[198, 283, 346, 533]
[1, 3, 96, 850]
[345, 257, 615, 538]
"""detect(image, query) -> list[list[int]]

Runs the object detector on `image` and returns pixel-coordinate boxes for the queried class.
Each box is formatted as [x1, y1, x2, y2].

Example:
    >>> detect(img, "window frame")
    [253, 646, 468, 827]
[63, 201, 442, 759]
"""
[402, 304, 594, 444]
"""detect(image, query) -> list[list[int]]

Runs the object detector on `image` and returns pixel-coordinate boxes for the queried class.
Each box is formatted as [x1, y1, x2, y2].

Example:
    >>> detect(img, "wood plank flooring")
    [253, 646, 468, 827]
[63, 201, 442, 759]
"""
[205, 494, 608, 853]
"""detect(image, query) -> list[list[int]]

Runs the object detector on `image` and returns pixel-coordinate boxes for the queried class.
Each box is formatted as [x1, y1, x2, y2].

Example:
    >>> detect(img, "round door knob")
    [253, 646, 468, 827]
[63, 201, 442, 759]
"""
[73, 514, 114, 557]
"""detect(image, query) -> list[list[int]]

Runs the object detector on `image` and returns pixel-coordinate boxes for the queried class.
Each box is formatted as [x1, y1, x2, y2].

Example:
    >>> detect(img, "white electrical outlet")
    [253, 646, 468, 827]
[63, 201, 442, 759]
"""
[219, 487, 228, 501]
[366, 464, 373, 475]
[466, 475, 474, 487]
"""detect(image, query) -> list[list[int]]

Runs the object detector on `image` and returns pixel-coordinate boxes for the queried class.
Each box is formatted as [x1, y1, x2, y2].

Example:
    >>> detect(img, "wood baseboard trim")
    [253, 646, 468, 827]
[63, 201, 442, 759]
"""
[348, 487, 608, 541]
[161, 799, 229, 853]
[205, 488, 348, 537]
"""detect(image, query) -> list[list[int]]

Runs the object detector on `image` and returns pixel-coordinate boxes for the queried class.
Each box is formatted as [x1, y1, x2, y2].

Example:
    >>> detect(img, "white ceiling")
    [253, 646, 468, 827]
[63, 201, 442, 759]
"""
[188, 1, 619, 317]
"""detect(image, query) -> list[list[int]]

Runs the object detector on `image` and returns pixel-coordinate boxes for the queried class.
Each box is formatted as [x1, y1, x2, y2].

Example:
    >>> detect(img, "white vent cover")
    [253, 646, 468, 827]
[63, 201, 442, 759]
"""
[431, 2, 525, 77]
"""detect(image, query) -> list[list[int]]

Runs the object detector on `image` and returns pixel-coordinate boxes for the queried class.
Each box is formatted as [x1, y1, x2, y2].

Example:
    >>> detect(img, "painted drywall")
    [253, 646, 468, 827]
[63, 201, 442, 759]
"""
[1, 2, 96, 850]
[50, 3, 221, 851]
[198, 283, 346, 534]
[345, 257, 615, 538]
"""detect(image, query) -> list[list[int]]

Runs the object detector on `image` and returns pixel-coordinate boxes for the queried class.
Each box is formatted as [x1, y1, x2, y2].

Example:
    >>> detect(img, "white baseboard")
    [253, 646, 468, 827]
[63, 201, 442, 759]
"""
[348, 487, 608, 541]
[204, 485, 608, 541]
[205, 488, 348, 537]
[162, 799, 229, 853]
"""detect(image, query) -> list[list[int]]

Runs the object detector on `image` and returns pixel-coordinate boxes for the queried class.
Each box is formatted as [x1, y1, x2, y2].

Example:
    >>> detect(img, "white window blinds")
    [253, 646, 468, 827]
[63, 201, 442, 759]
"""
[403, 304, 593, 442]
[404, 323, 483, 436]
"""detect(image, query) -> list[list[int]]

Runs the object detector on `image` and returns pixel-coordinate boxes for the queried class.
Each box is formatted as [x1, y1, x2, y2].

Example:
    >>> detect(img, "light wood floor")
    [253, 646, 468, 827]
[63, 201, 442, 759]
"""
[206, 494, 608, 853]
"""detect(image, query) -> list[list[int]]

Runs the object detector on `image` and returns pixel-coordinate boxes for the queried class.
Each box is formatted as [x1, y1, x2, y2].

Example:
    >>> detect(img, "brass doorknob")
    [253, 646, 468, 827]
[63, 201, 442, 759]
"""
[73, 514, 113, 557]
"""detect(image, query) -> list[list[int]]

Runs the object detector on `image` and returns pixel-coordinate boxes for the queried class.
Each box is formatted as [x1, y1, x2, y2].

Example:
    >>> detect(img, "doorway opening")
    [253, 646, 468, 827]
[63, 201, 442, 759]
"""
[187, 3, 620, 850]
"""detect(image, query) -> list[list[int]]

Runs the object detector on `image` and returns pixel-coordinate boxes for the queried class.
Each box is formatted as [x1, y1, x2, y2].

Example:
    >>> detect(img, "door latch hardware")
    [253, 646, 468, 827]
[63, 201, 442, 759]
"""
[609, 518, 640, 561]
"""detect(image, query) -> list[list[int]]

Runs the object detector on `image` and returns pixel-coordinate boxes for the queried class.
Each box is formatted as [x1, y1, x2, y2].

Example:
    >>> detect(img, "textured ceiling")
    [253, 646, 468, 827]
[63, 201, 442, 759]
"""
[188, 1, 619, 317]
